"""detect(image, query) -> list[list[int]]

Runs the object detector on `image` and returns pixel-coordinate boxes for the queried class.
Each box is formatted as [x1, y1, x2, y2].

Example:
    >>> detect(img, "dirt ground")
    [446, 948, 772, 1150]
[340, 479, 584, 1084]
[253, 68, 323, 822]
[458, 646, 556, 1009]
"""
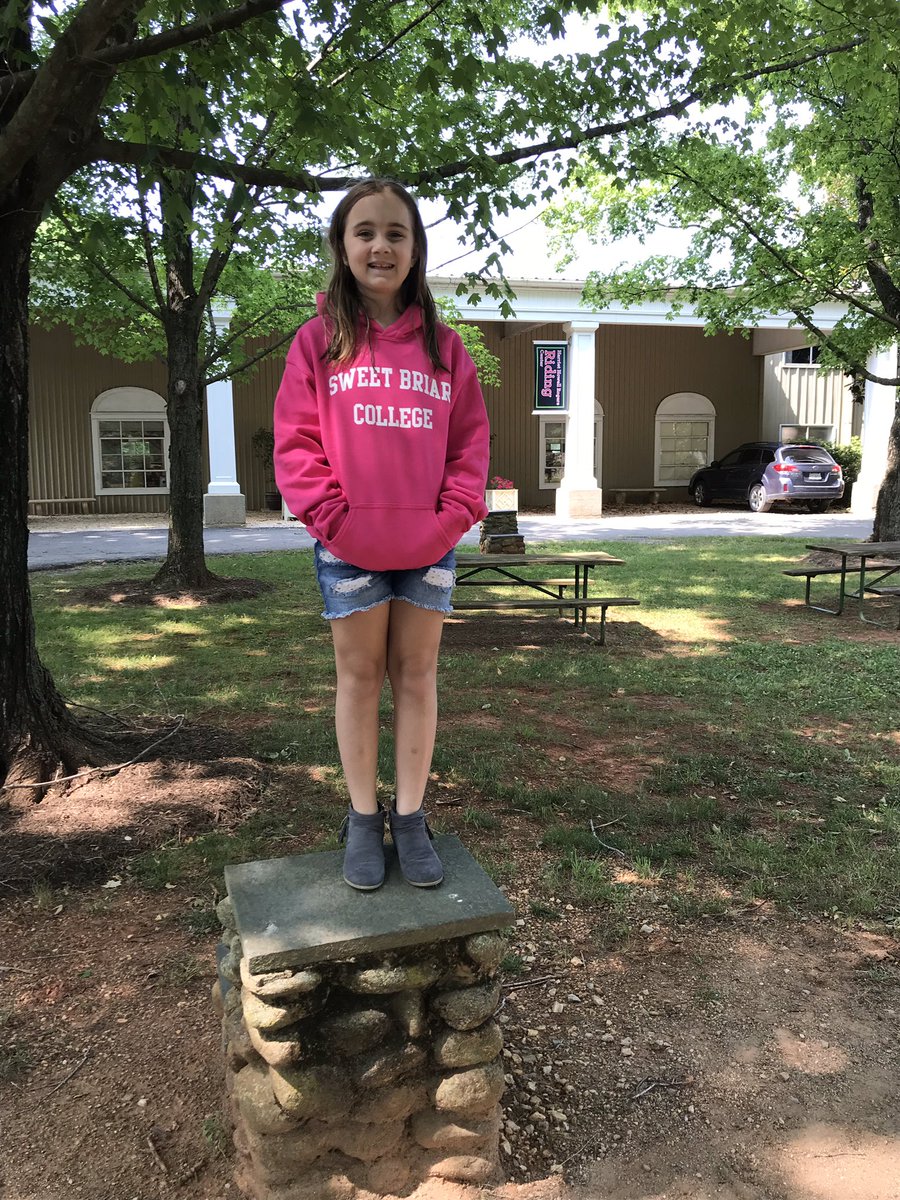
[2, 741, 898, 1200]
[11, 498, 891, 1200]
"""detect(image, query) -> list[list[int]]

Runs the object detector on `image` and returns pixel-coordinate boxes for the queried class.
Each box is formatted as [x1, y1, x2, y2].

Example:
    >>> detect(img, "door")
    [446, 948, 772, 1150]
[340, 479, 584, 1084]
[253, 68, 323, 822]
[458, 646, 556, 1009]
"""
[715, 446, 765, 498]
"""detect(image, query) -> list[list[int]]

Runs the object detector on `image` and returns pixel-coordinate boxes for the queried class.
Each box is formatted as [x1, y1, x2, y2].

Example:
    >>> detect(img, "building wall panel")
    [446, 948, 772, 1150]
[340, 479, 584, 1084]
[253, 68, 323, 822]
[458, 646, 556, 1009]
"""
[596, 325, 761, 491]
[469, 320, 567, 510]
[470, 321, 762, 504]
[761, 356, 856, 442]
[26, 319, 794, 520]
[233, 340, 289, 511]
[28, 325, 175, 515]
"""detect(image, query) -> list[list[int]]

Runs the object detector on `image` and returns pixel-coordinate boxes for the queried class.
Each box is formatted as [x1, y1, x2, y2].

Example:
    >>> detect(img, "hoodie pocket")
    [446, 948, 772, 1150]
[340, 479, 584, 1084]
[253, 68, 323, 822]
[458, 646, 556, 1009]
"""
[325, 505, 453, 572]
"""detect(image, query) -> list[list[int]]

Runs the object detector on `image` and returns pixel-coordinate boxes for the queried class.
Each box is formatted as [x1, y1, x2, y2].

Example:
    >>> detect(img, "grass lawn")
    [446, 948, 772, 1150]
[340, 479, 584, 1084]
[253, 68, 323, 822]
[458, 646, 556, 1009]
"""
[27, 535, 900, 925]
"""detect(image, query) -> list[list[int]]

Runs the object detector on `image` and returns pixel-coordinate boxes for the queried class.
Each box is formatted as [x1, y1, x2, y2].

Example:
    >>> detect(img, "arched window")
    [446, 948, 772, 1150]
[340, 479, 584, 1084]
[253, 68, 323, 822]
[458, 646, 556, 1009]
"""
[654, 393, 716, 486]
[91, 388, 170, 495]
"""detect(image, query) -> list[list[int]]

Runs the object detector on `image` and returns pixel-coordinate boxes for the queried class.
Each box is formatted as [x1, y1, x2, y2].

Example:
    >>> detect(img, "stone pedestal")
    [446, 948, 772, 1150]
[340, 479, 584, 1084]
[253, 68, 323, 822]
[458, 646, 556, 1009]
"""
[479, 510, 525, 555]
[204, 492, 247, 527]
[215, 835, 515, 1199]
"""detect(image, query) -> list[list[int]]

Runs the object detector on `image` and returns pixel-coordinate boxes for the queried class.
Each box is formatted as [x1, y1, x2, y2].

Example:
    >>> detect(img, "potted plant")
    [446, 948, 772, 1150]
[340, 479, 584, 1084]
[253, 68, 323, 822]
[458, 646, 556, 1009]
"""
[251, 427, 282, 510]
[484, 474, 518, 512]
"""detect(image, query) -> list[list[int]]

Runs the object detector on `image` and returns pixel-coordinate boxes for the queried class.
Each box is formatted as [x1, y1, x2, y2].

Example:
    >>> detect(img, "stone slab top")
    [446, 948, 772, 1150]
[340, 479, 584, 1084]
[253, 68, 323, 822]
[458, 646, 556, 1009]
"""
[224, 835, 516, 973]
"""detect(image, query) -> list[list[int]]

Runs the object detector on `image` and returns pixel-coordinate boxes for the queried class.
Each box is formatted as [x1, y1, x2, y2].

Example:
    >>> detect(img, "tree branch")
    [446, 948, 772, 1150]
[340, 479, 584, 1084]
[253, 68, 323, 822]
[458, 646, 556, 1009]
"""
[866, 247, 900, 324]
[136, 171, 166, 314]
[0, 0, 292, 107]
[196, 183, 255, 309]
[196, 115, 279, 308]
[82, 135, 342, 191]
[415, 33, 869, 184]
[203, 322, 306, 384]
[205, 299, 219, 359]
[329, 0, 449, 88]
[0, 0, 136, 185]
[200, 298, 313, 372]
[856, 174, 900, 324]
[92, 0, 290, 65]
[76, 31, 868, 196]
[50, 203, 159, 317]
[308, 0, 412, 75]
[587, 266, 899, 387]
[753, 264, 899, 385]
[671, 163, 900, 331]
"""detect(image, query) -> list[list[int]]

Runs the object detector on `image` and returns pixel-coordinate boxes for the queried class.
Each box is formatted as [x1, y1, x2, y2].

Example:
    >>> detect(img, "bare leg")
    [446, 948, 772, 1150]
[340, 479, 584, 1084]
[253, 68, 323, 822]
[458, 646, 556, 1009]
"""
[386, 600, 446, 815]
[330, 603, 390, 814]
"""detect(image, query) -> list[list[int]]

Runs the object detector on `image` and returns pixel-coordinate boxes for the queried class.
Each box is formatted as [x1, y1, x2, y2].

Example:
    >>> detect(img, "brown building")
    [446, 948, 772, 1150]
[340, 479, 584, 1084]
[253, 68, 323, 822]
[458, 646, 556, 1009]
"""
[27, 279, 881, 519]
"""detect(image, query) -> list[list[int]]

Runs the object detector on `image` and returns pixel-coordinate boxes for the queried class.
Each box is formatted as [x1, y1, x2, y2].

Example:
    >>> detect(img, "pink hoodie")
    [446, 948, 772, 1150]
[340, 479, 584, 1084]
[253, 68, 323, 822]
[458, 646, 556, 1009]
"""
[274, 298, 490, 571]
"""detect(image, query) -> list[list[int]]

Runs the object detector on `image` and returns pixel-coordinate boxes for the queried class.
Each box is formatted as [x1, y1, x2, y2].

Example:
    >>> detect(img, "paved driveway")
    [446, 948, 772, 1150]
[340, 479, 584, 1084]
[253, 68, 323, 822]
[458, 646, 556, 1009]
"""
[27, 508, 874, 571]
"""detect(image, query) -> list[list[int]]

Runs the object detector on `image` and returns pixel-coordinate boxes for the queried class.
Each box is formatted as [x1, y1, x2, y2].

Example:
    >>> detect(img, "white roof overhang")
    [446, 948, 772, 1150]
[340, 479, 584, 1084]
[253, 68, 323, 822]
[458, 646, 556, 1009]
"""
[429, 275, 847, 353]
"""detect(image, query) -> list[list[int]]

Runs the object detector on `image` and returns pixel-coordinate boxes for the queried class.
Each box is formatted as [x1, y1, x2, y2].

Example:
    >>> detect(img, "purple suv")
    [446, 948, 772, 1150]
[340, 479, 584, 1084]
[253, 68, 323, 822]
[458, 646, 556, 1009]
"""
[689, 442, 844, 513]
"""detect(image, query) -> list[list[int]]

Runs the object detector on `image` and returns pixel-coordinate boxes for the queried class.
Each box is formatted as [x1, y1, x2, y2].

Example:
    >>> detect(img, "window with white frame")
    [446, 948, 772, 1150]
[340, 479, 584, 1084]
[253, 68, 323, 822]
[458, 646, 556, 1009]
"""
[91, 387, 170, 495]
[780, 423, 834, 443]
[784, 347, 821, 366]
[654, 393, 716, 486]
[538, 406, 603, 489]
[539, 417, 566, 488]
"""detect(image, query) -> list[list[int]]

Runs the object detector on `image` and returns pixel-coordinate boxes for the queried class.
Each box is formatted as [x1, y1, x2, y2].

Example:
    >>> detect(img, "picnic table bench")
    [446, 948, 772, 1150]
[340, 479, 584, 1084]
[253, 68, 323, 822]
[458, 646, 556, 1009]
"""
[784, 542, 900, 627]
[454, 551, 638, 644]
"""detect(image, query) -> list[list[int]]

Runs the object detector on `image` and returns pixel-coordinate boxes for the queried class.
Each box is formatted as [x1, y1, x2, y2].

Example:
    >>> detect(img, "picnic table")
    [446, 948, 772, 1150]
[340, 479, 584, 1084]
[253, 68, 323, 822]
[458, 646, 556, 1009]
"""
[453, 551, 637, 644]
[787, 541, 900, 628]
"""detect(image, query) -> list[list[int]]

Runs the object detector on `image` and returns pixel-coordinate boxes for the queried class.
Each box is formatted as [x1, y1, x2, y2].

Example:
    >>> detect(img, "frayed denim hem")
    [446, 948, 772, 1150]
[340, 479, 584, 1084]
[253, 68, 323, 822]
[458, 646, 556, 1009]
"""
[392, 596, 454, 615]
[322, 597, 392, 621]
[322, 595, 452, 620]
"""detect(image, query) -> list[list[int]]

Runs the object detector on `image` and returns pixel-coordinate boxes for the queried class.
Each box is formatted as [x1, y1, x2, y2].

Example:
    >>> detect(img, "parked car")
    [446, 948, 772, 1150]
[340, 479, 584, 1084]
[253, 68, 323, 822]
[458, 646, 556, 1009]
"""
[688, 442, 844, 513]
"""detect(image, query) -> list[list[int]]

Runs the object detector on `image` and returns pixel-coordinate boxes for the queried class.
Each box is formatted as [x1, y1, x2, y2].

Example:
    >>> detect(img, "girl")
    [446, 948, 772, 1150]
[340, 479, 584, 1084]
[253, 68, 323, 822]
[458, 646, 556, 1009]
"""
[274, 179, 490, 891]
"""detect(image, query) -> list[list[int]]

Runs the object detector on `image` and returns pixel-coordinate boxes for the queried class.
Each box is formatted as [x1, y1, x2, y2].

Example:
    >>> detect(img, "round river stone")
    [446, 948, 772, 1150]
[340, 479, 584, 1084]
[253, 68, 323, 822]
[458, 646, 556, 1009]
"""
[433, 1020, 503, 1068]
[431, 982, 500, 1030]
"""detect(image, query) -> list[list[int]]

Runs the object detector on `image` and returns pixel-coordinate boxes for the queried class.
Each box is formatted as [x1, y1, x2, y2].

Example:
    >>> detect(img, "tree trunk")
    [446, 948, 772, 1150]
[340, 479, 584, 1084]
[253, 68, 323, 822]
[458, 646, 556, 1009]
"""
[151, 311, 219, 589]
[150, 169, 219, 591]
[873, 388, 900, 541]
[0, 212, 108, 796]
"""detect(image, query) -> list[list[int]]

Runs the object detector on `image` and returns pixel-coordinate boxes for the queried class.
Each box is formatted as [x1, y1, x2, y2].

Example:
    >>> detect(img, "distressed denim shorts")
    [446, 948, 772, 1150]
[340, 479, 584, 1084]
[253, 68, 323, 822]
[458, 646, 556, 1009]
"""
[313, 543, 456, 620]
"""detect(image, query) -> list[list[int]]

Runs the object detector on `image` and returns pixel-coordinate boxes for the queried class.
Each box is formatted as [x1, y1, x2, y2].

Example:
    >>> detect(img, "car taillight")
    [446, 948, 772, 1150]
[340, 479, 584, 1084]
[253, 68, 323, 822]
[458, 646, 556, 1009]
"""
[773, 463, 797, 472]
[834, 464, 843, 474]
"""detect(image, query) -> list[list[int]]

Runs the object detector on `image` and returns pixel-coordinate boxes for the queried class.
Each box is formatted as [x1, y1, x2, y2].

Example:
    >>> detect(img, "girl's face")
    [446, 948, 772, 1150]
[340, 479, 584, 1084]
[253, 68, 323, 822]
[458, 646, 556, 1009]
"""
[341, 190, 417, 318]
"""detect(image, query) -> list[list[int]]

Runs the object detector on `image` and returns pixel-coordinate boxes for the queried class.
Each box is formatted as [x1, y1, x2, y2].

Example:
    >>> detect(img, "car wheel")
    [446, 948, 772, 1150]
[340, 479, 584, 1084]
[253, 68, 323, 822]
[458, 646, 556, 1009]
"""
[692, 480, 711, 507]
[747, 482, 773, 513]
[807, 500, 831, 513]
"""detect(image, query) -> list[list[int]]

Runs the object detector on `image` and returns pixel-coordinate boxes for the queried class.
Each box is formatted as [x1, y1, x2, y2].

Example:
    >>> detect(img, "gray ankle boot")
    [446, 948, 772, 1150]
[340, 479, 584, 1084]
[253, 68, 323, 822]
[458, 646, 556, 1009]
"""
[339, 804, 386, 890]
[388, 805, 443, 887]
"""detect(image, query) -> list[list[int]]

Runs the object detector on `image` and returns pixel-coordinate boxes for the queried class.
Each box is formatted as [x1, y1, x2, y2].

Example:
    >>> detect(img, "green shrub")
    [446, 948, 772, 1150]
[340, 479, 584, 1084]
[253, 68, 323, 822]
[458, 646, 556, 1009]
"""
[822, 436, 862, 484]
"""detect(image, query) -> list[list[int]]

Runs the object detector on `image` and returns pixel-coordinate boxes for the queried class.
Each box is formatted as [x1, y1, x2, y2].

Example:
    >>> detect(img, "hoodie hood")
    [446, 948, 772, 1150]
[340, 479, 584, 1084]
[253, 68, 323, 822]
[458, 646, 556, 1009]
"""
[315, 291, 424, 341]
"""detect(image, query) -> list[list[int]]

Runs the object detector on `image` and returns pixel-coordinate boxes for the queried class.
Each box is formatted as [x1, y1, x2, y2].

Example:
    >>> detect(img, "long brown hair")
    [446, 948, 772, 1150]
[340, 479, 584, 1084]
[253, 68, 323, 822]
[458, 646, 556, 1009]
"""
[323, 178, 446, 370]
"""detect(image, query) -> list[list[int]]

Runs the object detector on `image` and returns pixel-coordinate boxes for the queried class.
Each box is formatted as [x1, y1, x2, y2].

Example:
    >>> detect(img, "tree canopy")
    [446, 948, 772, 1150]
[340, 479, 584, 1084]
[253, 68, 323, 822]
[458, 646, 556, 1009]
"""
[545, 0, 900, 386]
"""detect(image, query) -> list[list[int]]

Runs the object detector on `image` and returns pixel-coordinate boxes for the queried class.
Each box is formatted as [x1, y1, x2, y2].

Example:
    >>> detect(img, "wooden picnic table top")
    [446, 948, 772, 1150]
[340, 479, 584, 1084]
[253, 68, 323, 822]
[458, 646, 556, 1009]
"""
[806, 541, 900, 559]
[455, 551, 625, 567]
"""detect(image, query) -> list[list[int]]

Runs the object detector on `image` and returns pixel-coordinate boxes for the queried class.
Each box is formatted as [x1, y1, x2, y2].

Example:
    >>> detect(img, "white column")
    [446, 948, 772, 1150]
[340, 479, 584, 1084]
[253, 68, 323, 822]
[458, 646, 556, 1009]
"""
[852, 345, 897, 514]
[204, 375, 247, 527]
[556, 320, 602, 518]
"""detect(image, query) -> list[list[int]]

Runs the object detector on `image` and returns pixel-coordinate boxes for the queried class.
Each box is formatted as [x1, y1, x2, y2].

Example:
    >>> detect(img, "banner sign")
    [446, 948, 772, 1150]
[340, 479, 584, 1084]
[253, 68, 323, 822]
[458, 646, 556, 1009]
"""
[533, 342, 568, 412]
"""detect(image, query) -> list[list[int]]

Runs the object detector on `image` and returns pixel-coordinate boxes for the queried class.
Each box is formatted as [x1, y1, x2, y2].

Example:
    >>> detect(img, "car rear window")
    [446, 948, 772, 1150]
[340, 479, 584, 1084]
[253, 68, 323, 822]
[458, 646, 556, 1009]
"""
[780, 446, 834, 464]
